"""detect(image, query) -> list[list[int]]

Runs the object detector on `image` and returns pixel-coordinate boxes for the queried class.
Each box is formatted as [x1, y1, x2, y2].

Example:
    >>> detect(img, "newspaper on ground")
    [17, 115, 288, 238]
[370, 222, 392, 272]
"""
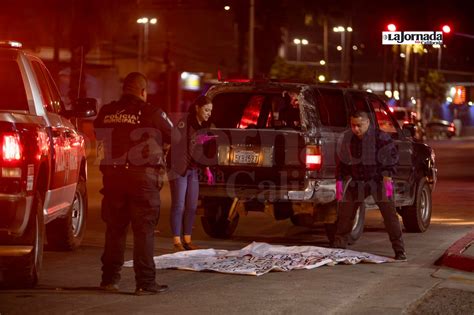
[124, 242, 394, 276]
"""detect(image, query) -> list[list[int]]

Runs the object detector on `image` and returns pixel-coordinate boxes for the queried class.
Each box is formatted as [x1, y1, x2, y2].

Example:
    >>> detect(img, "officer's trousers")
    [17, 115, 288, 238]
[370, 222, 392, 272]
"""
[100, 166, 162, 288]
[334, 180, 405, 254]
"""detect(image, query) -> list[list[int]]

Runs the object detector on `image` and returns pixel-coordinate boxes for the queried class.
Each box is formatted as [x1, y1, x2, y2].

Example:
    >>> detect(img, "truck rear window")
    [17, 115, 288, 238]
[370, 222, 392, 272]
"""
[0, 60, 28, 111]
[315, 88, 348, 127]
[211, 92, 302, 130]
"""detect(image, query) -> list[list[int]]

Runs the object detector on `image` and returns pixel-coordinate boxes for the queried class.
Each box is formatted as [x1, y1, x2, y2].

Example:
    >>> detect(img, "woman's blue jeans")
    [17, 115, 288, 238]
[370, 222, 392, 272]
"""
[169, 168, 199, 236]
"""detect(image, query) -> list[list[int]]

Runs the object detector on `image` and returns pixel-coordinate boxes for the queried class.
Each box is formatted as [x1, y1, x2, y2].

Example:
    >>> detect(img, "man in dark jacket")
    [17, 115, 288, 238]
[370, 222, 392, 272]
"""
[334, 110, 406, 261]
[94, 72, 174, 295]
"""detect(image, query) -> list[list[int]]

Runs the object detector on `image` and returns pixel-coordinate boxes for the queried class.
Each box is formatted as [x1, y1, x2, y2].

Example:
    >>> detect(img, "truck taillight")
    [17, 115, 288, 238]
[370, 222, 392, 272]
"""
[305, 145, 322, 171]
[2, 133, 22, 162]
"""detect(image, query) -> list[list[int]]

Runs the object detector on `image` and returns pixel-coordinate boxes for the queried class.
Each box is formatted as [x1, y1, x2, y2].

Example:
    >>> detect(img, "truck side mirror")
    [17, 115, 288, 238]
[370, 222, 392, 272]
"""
[402, 123, 416, 137]
[62, 98, 98, 118]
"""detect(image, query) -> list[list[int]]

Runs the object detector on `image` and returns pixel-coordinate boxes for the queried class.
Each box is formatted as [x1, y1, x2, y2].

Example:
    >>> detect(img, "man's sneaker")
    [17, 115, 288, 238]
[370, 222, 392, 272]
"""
[395, 251, 407, 261]
[100, 282, 119, 292]
[135, 283, 169, 296]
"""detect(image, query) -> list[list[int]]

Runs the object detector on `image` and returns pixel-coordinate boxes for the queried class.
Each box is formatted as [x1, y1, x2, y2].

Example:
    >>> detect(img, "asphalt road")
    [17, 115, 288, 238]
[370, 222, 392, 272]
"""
[0, 138, 473, 315]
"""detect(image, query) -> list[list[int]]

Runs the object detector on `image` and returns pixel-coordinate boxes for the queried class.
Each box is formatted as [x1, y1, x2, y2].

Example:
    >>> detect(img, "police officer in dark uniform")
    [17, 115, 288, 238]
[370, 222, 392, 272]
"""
[334, 110, 407, 261]
[94, 72, 174, 295]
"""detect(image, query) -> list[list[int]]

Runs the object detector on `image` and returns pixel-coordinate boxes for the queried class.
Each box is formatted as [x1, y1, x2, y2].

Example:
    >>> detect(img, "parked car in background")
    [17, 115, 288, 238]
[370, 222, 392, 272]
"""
[425, 119, 456, 139]
[391, 107, 417, 127]
[390, 107, 425, 141]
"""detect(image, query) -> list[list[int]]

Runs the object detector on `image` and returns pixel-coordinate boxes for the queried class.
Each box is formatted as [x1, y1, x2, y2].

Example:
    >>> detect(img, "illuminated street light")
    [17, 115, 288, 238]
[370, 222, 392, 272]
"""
[394, 90, 400, 100]
[293, 38, 308, 62]
[318, 75, 326, 82]
[319, 60, 326, 65]
[137, 16, 157, 72]
[333, 25, 353, 81]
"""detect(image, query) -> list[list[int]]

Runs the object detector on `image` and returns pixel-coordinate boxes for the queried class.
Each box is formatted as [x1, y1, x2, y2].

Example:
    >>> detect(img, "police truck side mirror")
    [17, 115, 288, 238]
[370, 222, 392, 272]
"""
[62, 98, 98, 118]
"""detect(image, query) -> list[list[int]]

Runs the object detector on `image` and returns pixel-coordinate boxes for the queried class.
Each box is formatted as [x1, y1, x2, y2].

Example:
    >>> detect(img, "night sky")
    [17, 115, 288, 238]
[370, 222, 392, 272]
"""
[1, 0, 473, 79]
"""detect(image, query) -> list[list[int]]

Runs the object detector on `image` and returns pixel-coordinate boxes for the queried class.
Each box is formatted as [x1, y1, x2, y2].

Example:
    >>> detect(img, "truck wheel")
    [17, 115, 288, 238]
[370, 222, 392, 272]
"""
[4, 192, 45, 288]
[325, 203, 366, 245]
[46, 176, 87, 250]
[201, 197, 239, 239]
[273, 202, 293, 220]
[400, 177, 432, 232]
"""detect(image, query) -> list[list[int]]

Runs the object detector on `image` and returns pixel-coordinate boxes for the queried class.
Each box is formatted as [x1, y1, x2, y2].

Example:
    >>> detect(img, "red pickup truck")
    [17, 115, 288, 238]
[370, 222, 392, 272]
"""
[0, 41, 96, 287]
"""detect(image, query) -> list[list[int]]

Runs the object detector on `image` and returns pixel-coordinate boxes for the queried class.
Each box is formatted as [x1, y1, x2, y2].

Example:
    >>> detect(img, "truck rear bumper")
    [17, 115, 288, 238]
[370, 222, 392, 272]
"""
[199, 179, 336, 203]
[0, 193, 33, 236]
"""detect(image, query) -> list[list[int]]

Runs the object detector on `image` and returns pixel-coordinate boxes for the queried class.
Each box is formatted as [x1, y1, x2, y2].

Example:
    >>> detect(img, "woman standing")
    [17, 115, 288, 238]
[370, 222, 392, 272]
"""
[168, 95, 214, 251]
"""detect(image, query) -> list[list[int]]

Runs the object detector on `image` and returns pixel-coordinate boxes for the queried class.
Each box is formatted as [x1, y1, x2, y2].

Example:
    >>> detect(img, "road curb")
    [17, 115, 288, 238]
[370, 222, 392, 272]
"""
[437, 228, 474, 272]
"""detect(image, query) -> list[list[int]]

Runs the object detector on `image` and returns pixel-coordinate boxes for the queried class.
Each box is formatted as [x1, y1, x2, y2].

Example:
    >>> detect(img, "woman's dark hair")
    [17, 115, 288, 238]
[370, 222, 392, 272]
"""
[188, 95, 212, 114]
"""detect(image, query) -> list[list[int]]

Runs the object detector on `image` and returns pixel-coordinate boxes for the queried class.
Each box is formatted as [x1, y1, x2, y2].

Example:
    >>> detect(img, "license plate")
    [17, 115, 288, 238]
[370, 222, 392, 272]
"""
[233, 150, 259, 164]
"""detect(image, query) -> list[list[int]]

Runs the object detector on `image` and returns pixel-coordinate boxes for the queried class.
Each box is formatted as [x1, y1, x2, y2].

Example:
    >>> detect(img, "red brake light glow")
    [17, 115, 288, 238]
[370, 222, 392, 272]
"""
[2, 133, 22, 162]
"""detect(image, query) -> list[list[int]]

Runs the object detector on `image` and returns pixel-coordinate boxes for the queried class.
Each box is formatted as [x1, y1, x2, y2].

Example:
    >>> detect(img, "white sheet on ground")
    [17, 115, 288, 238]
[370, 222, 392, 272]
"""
[124, 242, 394, 276]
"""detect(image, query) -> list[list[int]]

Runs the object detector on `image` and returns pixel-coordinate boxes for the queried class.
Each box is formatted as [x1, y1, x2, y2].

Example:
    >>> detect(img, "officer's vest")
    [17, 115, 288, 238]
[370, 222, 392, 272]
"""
[97, 97, 161, 167]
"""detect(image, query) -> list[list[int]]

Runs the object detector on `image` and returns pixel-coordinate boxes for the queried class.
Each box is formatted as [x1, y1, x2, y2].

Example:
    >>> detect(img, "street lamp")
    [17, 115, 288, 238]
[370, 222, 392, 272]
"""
[137, 17, 157, 72]
[333, 26, 352, 81]
[437, 24, 451, 70]
[293, 38, 308, 62]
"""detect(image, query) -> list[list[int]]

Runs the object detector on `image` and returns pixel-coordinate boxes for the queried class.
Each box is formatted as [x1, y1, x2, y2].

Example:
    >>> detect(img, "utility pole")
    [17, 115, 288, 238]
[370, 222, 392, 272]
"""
[248, 0, 255, 79]
[323, 16, 328, 77]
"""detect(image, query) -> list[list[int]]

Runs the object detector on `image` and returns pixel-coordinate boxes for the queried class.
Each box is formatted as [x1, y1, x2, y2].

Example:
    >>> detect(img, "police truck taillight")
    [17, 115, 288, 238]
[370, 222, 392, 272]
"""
[2, 133, 22, 162]
[305, 145, 322, 171]
[1, 133, 23, 178]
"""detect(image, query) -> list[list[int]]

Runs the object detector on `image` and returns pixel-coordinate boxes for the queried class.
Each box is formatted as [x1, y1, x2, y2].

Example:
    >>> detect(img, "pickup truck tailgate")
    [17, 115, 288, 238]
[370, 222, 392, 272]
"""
[204, 128, 307, 189]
